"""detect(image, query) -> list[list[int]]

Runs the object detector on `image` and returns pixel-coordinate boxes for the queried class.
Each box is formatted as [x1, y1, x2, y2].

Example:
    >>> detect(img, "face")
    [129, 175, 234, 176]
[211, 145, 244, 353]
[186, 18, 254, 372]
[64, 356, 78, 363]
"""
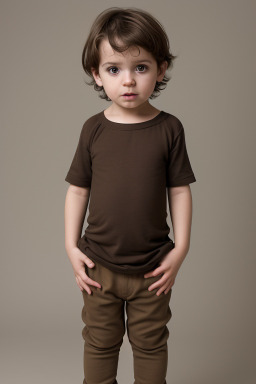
[91, 38, 167, 113]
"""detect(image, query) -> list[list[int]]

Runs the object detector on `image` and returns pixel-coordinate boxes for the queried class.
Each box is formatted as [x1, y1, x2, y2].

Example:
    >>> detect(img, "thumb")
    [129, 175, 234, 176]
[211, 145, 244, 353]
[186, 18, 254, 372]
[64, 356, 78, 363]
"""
[83, 255, 95, 268]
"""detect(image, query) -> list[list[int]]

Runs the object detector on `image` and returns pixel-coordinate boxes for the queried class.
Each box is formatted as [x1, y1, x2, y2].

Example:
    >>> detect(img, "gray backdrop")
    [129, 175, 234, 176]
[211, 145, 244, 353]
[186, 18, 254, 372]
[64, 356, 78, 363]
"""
[1, 0, 255, 383]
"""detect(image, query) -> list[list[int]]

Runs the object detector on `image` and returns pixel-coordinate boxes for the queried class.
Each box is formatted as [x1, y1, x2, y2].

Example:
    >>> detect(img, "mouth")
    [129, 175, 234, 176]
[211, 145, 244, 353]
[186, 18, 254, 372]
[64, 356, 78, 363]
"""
[122, 93, 138, 100]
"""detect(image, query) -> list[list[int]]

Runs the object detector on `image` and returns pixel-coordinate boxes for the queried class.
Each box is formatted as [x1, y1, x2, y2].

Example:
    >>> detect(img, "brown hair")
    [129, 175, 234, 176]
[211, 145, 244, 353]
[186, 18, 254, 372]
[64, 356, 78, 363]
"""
[82, 7, 178, 101]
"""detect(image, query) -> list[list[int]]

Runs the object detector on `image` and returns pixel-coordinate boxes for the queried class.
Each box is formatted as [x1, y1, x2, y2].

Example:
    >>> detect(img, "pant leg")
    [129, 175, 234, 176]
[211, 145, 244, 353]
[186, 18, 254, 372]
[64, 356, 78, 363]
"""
[81, 261, 126, 384]
[126, 273, 173, 384]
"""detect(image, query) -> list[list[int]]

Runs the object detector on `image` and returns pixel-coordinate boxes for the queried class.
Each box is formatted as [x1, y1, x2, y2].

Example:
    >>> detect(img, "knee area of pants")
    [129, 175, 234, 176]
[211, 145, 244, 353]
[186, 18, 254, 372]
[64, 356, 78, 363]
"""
[128, 326, 170, 350]
[83, 330, 124, 350]
[89, 338, 124, 352]
[129, 338, 168, 355]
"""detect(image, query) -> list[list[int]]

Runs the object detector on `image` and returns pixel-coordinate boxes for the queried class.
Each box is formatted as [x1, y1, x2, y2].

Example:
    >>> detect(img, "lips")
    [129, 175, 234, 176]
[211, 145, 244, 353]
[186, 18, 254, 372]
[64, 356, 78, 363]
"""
[122, 93, 138, 100]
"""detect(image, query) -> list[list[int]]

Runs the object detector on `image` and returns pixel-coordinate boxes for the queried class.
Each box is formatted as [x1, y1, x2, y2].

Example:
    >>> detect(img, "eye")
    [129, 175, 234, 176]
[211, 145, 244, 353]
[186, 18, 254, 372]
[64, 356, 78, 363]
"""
[136, 64, 148, 72]
[107, 66, 119, 75]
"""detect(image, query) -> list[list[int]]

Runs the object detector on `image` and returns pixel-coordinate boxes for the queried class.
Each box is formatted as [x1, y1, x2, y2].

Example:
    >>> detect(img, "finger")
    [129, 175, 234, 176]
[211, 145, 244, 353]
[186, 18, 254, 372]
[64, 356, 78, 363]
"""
[148, 275, 168, 291]
[84, 257, 95, 268]
[144, 266, 164, 279]
[75, 276, 83, 291]
[156, 282, 170, 296]
[79, 253, 94, 269]
[164, 285, 173, 295]
[77, 275, 91, 295]
[89, 278, 101, 289]
[164, 279, 175, 294]
[144, 270, 154, 278]
[152, 266, 165, 276]
[76, 277, 82, 291]
[81, 271, 101, 289]
[84, 275, 101, 289]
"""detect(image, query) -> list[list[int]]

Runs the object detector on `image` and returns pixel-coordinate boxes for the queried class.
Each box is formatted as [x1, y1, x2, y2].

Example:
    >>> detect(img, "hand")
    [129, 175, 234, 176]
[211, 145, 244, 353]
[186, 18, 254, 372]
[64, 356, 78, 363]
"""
[144, 248, 187, 296]
[66, 246, 101, 295]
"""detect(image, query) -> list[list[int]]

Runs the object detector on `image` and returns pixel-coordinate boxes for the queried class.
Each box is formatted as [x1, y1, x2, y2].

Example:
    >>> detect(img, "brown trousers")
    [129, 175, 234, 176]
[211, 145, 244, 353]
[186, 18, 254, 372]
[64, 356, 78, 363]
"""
[81, 259, 173, 384]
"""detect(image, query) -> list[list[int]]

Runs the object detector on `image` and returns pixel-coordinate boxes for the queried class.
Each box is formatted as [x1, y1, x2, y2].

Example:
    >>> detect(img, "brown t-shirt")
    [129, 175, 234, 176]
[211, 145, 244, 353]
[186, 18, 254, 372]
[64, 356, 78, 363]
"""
[65, 110, 196, 274]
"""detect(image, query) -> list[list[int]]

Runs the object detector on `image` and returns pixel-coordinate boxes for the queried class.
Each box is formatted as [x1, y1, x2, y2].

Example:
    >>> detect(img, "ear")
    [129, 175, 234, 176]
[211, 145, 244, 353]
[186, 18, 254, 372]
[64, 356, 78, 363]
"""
[91, 67, 103, 86]
[156, 61, 168, 82]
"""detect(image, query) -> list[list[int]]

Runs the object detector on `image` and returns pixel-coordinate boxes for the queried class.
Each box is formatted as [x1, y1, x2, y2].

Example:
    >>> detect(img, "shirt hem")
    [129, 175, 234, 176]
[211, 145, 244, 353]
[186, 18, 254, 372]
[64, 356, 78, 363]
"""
[78, 239, 175, 275]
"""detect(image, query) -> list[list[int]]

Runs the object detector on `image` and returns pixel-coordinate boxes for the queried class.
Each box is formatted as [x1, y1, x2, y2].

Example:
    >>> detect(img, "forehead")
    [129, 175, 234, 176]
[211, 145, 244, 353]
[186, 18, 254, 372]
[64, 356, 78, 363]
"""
[98, 38, 155, 63]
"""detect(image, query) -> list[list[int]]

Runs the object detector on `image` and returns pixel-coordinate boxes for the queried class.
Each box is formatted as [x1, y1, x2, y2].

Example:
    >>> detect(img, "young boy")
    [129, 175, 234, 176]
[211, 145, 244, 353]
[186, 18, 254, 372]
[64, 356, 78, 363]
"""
[64, 7, 196, 384]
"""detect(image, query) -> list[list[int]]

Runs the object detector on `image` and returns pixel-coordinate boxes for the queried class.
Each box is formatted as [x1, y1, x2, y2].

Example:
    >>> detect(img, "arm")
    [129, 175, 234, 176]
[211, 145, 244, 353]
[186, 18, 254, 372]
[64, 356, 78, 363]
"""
[64, 185, 101, 294]
[64, 185, 90, 251]
[144, 184, 194, 296]
[167, 184, 193, 257]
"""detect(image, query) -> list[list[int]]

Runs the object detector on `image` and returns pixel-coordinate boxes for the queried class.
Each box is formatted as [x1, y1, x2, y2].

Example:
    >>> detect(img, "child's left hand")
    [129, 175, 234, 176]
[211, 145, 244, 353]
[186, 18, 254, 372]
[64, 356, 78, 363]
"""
[144, 248, 187, 296]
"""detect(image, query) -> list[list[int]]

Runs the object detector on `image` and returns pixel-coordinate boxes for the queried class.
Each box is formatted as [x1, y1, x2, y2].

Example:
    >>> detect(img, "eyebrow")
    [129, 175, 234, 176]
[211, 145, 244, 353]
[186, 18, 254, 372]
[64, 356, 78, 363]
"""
[102, 59, 153, 67]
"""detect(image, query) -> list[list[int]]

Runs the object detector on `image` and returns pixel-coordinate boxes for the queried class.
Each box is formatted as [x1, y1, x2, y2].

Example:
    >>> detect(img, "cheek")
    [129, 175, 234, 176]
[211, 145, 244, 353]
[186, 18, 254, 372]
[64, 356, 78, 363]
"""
[102, 82, 117, 98]
[103, 83, 114, 93]
[141, 73, 157, 86]
[143, 78, 157, 94]
[104, 79, 118, 90]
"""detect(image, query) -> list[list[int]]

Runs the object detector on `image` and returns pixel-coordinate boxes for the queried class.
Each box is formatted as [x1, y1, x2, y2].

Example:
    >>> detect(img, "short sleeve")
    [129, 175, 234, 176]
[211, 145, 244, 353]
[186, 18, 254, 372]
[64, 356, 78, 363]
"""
[65, 123, 92, 187]
[166, 122, 196, 187]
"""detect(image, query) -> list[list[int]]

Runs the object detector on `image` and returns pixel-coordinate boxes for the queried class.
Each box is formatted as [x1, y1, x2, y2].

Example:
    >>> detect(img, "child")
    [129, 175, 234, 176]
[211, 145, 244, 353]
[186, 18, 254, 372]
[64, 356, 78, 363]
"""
[64, 7, 196, 384]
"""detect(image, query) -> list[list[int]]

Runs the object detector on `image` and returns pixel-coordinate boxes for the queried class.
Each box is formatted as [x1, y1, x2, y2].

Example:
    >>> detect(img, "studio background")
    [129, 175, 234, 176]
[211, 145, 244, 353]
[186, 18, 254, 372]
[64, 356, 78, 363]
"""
[1, 1, 255, 383]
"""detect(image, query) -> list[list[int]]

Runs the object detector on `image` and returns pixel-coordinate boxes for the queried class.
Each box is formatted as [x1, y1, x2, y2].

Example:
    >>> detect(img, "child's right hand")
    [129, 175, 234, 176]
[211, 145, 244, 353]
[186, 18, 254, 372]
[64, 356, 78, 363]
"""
[67, 247, 101, 294]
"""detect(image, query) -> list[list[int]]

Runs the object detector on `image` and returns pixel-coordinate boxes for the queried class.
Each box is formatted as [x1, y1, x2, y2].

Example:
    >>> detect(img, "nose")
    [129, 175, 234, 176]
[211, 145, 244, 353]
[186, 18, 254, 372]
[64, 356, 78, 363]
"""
[123, 70, 136, 86]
